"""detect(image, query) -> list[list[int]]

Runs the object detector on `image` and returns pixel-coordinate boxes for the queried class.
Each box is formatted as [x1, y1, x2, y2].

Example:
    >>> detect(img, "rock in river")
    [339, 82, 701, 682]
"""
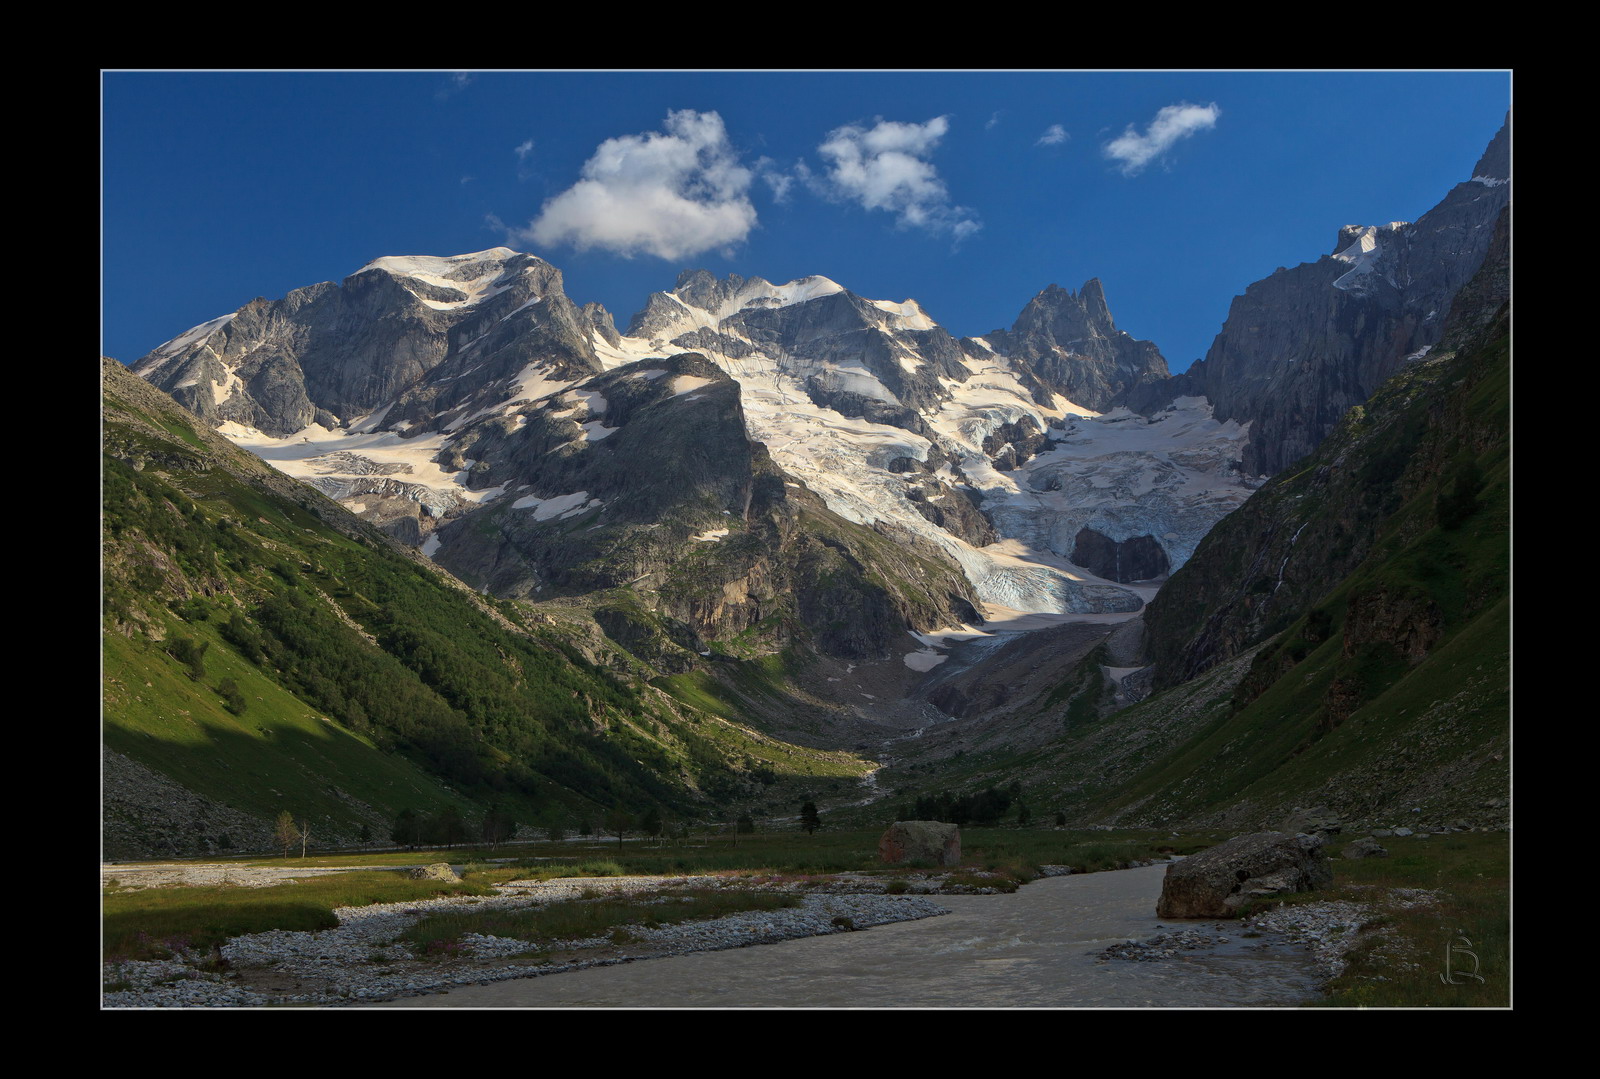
[1156, 832, 1331, 919]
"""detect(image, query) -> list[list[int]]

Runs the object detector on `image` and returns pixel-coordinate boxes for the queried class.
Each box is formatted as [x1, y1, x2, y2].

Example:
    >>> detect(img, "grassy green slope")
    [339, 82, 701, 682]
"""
[102, 359, 867, 856]
[1072, 297, 1508, 828]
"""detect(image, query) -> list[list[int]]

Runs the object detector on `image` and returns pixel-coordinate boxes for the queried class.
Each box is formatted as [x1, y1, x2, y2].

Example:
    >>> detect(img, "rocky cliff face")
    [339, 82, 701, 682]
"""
[1175, 119, 1510, 477]
[1143, 203, 1508, 689]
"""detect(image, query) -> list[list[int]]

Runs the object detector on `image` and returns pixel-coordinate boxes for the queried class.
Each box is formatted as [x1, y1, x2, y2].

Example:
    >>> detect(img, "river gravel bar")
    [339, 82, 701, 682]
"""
[103, 874, 951, 1008]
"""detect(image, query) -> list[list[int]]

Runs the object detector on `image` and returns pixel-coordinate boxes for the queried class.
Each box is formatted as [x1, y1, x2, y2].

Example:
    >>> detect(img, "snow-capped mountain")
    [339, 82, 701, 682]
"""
[613, 268, 1252, 616]
[135, 253, 1258, 641]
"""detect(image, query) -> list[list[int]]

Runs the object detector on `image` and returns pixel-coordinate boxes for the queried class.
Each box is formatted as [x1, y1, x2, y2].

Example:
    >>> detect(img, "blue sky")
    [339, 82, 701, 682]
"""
[102, 71, 1509, 374]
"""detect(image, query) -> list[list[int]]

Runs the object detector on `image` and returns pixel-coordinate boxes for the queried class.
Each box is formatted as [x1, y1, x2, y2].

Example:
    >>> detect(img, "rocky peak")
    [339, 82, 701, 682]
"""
[671, 268, 754, 313]
[580, 302, 621, 348]
[1014, 279, 1116, 342]
[985, 278, 1170, 412]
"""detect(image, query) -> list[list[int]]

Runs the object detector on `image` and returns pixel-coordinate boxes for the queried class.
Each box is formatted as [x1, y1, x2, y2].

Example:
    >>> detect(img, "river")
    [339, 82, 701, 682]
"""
[365, 864, 1322, 1008]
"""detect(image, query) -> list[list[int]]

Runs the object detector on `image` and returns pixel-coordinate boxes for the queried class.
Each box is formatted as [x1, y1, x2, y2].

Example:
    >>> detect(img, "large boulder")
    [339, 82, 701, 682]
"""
[403, 862, 461, 882]
[879, 821, 961, 867]
[1156, 832, 1330, 918]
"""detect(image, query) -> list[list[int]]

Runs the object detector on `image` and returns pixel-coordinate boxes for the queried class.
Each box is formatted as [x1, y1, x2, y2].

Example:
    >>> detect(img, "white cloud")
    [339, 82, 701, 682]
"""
[521, 110, 756, 261]
[1103, 102, 1220, 176]
[1036, 124, 1069, 147]
[986, 111, 1003, 130]
[514, 139, 537, 182]
[755, 157, 795, 204]
[811, 116, 979, 241]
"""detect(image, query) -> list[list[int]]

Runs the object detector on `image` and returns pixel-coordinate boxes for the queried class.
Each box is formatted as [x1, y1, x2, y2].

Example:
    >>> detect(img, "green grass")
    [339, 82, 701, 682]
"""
[104, 628, 472, 841]
[399, 888, 801, 955]
[650, 668, 874, 780]
[127, 828, 1210, 885]
[102, 870, 494, 960]
[1310, 832, 1508, 1008]
[1224, 832, 1508, 1007]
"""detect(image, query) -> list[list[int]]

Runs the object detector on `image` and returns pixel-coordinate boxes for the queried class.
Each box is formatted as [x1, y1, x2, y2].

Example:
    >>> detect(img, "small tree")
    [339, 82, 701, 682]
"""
[391, 808, 422, 848]
[168, 637, 209, 681]
[736, 812, 756, 834]
[540, 809, 567, 843]
[800, 801, 821, 835]
[481, 804, 516, 847]
[217, 677, 246, 715]
[435, 805, 470, 848]
[638, 806, 663, 844]
[274, 811, 299, 858]
[604, 804, 634, 850]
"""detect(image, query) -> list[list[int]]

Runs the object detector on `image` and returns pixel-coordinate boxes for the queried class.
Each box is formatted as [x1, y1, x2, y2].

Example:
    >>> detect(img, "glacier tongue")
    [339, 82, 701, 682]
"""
[987, 397, 1256, 575]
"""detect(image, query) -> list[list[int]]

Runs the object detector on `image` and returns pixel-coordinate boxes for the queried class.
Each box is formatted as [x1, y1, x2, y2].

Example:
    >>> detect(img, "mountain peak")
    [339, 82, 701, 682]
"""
[359, 247, 524, 277]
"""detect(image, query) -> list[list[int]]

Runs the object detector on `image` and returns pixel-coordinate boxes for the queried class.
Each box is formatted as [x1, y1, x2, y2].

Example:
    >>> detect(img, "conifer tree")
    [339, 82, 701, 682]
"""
[274, 811, 299, 858]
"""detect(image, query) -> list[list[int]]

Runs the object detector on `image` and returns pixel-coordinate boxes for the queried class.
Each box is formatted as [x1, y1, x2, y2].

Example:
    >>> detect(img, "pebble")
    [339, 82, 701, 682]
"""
[1098, 902, 1372, 981]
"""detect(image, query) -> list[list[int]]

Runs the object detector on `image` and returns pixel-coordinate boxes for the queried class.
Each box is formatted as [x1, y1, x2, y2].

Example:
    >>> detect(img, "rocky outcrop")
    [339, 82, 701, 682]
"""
[1156, 832, 1331, 918]
[879, 821, 961, 866]
[903, 476, 996, 547]
[1069, 528, 1169, 583]
[580, 302, 621, 348]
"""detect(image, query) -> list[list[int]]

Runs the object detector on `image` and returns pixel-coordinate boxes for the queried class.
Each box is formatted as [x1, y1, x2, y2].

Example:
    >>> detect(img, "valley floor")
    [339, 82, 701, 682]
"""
[101, 860, 1393, 1009]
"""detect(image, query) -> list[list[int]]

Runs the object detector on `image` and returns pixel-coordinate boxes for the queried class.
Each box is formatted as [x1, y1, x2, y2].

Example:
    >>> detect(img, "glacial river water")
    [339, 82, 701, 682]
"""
[368, 864, 1323, 1009]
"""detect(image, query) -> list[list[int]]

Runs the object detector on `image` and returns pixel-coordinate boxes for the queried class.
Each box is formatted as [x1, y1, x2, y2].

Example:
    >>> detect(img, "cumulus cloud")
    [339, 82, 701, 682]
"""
[1103, 102, 1220, 176]
[1036, 124, 1069, 147]
[521, 110, 756, 260]
[811, 116, 979, 241]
